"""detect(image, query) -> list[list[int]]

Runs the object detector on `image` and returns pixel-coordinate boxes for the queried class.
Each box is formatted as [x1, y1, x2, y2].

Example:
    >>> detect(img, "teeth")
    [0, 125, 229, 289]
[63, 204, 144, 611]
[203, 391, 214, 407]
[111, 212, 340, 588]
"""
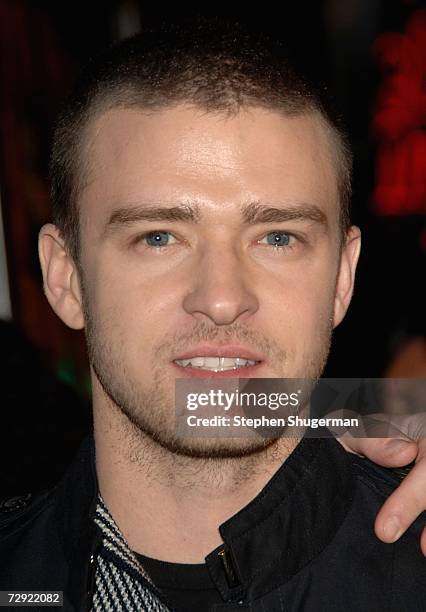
[174, 356, 258, 371]
[188, 357, 207, 367]
[177, 359, 192, 367]
[221, 357, 239, 368]
[206, 357, 221, 368]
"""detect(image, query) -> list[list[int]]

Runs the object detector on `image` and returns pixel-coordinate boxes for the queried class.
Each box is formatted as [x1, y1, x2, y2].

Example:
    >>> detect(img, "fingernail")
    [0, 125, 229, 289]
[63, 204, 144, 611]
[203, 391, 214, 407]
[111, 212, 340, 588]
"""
[386, 439, 410, 452]
[383, 516, 402, 542]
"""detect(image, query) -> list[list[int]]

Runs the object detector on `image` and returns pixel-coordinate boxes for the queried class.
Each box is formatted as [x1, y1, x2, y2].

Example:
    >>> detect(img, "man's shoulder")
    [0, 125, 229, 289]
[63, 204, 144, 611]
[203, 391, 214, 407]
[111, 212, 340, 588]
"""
[0, 492, 34, 515]
[0, 433, 97, 577]
[348, 451, 414, 496]
[346, 450, 425, 538]
[0, 488, 54, 534]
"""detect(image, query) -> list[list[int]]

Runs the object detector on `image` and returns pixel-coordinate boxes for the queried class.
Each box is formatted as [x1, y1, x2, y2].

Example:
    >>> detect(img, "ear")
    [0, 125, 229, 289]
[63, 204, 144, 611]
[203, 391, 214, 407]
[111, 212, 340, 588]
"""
[38, 223, 85, 330]
[333, 225, 361, 328]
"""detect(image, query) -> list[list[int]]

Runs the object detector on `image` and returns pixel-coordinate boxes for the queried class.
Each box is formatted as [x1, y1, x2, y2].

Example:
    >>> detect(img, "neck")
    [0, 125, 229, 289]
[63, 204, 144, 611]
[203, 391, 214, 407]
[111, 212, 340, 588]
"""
[94, 399, 299, 564]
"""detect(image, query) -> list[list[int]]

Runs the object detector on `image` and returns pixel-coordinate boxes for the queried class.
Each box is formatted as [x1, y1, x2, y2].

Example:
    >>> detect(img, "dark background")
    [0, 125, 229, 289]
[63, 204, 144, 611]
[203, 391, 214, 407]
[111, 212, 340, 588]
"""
[0, 0, 425, 496]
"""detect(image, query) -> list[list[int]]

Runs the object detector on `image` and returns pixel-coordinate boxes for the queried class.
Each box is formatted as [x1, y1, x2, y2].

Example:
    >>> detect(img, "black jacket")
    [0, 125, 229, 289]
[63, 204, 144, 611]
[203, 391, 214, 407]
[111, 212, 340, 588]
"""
[0, 434, 425, 611]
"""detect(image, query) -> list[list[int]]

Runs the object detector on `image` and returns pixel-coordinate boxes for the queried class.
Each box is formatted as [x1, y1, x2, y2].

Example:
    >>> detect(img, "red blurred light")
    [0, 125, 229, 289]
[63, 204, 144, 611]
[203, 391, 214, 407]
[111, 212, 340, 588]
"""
[372, 10, 426, 215]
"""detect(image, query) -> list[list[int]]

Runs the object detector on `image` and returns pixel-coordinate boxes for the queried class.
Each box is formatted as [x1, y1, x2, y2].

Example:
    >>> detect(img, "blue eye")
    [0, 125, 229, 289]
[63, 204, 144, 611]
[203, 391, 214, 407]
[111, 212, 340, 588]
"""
[143, 231, 175, 247]
[263, 231, 292, 247]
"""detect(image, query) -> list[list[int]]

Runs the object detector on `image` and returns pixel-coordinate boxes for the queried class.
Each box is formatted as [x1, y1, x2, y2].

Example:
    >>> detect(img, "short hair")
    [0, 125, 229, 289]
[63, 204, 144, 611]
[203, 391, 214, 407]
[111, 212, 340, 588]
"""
[50, 16, 352, 264]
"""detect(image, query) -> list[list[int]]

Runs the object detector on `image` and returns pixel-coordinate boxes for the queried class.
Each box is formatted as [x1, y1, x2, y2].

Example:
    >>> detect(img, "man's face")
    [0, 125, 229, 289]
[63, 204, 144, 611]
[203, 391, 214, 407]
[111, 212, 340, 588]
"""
[74, 105, 356, 457]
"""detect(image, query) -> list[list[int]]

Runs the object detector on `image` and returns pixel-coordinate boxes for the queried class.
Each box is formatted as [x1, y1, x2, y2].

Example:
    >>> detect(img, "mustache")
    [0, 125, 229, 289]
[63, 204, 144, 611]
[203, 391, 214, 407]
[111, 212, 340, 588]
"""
[155, 321, 287, 362]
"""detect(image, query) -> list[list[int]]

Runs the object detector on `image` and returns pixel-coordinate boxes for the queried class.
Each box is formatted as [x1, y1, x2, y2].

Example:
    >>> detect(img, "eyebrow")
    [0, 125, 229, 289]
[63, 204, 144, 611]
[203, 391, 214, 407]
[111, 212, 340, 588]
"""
[241, 201, 328, 226]
[102, 204, 200, 238]
[101, 200, 327, 238]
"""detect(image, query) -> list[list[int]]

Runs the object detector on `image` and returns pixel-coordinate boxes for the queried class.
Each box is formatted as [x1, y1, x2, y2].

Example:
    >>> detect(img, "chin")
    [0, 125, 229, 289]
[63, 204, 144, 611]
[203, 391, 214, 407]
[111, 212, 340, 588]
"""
[152, 434, 275, 459]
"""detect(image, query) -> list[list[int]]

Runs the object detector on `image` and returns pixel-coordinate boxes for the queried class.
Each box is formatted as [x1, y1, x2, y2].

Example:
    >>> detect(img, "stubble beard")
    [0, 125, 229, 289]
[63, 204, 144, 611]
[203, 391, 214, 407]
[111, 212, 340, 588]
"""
[81, 280, 333, 464]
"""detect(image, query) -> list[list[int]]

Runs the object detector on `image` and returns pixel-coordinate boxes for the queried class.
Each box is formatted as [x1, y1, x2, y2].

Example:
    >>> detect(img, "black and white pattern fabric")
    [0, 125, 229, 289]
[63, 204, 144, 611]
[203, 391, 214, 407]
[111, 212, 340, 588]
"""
[92, 495, 170, 612]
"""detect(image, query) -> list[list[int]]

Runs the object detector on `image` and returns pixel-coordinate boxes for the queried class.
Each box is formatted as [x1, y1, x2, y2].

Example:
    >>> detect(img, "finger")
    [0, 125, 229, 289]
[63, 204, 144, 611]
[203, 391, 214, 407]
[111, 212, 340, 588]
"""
[421, 526, 426, 557]
[374, 451, 426, 545]
[340, 436, 418, 467]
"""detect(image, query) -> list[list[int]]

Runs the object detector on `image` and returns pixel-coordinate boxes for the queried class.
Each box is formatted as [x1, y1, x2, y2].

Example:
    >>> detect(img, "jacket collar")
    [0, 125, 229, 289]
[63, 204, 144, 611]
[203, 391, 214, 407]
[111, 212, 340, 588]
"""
[205, 436, 355, 602]
[53, 434, 101, 611]
[53, 433, 354, 607]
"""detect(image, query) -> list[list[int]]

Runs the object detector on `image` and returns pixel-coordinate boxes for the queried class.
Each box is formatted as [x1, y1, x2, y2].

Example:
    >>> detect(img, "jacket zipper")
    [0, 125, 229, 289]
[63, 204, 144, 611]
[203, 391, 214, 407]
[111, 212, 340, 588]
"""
[218, 546, 241, 588]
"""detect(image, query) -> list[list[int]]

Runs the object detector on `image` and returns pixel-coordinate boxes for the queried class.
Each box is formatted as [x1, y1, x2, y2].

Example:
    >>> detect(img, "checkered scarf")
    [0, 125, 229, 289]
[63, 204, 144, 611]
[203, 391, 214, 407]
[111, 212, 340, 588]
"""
[91, 495, 171, 611]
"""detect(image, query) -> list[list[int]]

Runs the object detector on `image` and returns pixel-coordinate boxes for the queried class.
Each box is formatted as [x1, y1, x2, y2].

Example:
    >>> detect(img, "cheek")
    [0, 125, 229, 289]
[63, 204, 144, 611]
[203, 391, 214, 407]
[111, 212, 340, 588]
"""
[89, 263, 183, 347]
[256, 263, 337, 363]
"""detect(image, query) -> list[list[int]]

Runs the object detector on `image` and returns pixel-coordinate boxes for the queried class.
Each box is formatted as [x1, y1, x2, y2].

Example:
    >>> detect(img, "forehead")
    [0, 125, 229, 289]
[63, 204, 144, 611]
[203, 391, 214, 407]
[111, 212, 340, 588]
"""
[79, 105, 339, 225]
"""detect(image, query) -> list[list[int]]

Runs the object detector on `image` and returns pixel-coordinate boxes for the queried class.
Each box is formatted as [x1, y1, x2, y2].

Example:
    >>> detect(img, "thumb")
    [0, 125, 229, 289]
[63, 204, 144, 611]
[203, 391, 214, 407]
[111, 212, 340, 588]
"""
[339, 436, 418, 468]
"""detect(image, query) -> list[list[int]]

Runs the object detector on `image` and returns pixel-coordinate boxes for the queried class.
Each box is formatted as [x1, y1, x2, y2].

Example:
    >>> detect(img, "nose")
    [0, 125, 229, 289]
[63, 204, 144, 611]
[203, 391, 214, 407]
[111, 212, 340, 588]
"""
[182, 245, 259, 326]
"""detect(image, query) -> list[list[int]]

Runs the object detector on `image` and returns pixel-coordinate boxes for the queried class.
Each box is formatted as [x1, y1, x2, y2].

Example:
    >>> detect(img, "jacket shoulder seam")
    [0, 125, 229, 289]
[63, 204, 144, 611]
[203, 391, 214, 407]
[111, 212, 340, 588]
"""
[0, 489, 54, 533]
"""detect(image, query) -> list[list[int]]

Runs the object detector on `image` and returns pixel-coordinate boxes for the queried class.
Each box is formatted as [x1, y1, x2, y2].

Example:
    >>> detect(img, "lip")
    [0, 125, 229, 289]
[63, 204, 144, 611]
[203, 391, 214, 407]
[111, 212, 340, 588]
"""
[172, 344, 265, 379]
[173, 345, 264, 362]
[172, 360, 264, 379]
